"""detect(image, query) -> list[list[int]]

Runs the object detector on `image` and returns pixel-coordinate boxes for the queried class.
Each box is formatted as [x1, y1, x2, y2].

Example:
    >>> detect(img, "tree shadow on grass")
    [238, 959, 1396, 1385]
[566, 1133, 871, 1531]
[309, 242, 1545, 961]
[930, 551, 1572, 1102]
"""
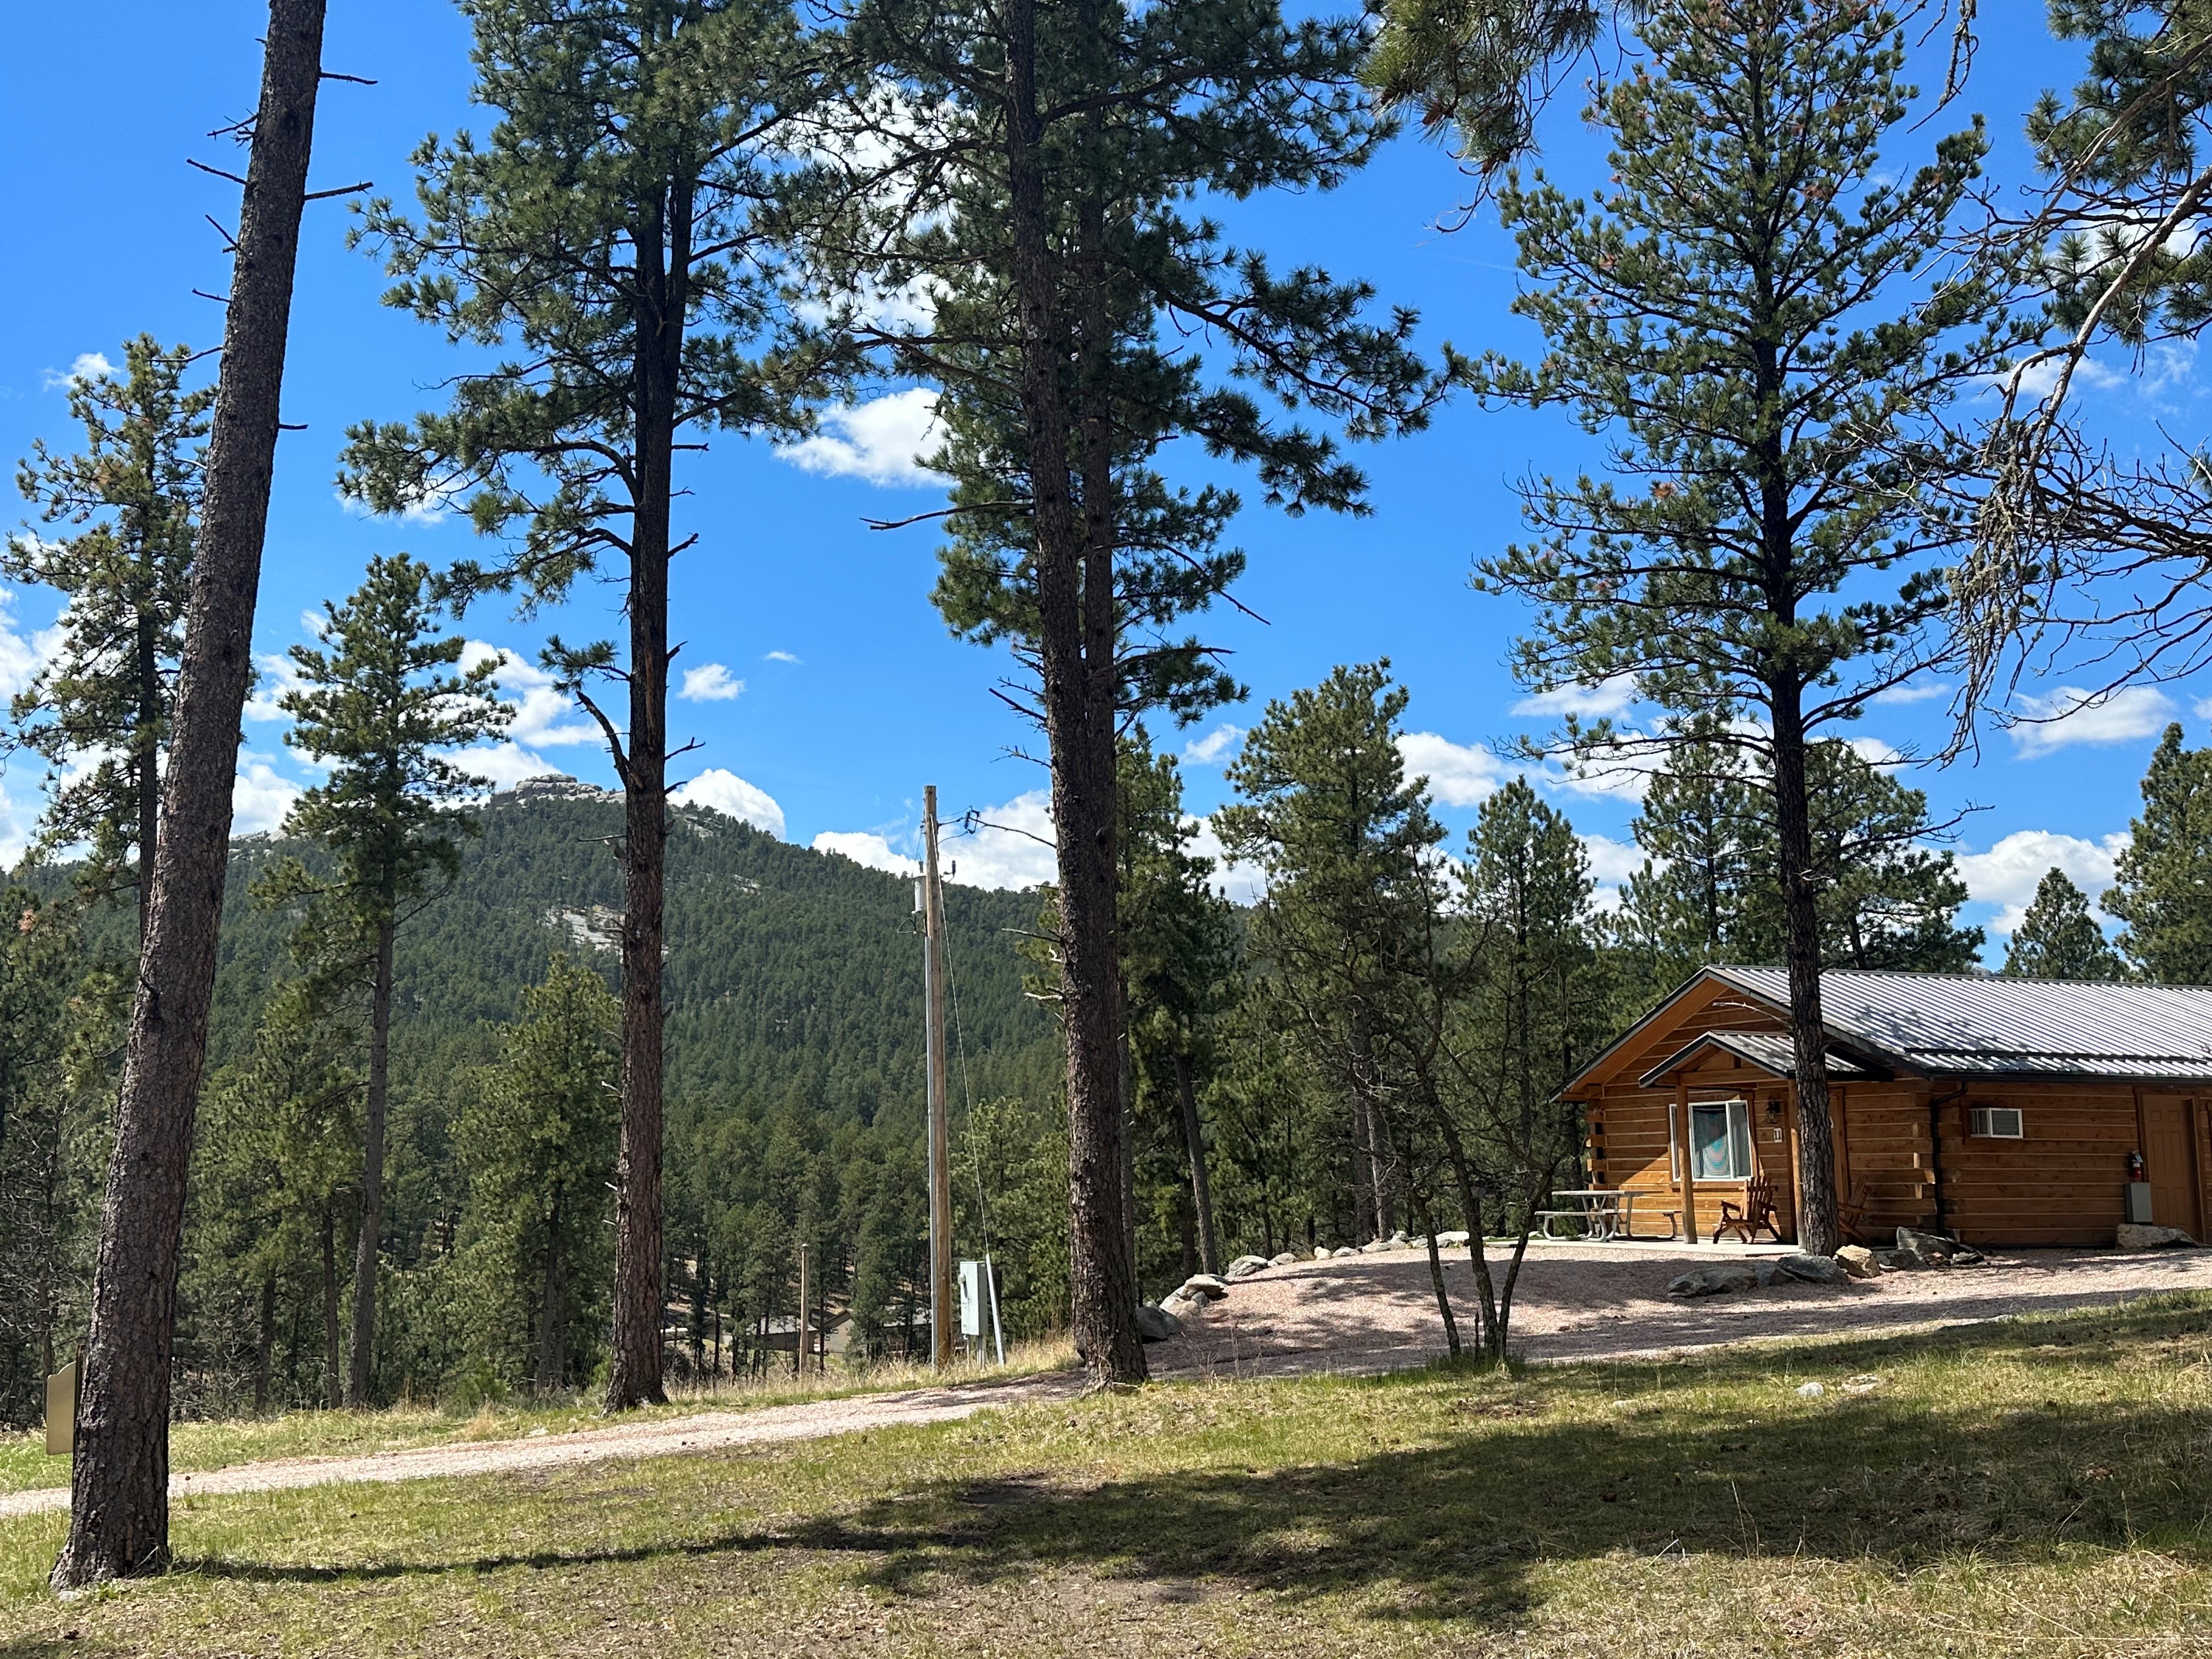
[172, 1299, 2212, 1635]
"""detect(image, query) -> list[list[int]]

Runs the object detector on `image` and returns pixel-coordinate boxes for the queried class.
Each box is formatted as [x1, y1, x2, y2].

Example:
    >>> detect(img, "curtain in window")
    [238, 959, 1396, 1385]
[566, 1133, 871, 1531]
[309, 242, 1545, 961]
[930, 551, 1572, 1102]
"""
[1691, 1101, 1752, 1180]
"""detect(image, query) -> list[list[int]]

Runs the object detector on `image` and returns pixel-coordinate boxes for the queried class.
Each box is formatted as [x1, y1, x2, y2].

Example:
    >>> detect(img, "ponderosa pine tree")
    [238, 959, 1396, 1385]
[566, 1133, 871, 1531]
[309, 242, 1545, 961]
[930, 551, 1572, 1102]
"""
[262, 553, 507, 1406]
[1119, 732, 1237, 1278]
[2006, 867, 2126, 981]
[453, 956, 619, 1394]
[2104, 723, 2212, 984]
[1459, 0, 2022, 1252]
[7, 338, 209, 934]
[57, 0, 334, 1587]
[1218, 664, 1443, 1248]
[341, 0, 825, 1410]
[811, 0, 1438, 1381]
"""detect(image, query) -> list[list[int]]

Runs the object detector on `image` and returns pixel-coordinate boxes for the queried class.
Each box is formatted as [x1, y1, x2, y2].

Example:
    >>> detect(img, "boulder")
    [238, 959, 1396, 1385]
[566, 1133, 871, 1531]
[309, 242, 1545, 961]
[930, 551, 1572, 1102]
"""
[1407, 1237, 1429, 1251]
[1333, 1246, 1361, 1259]
[1435, 1230, 1471, 1248]
[1358, 1239, 1392, 1254]
[1796, 1381, 1826, 1400]
[1894, 1227, 1985, 1267]
[1224, 1255, 1271, 1279]
[1160, 1292, 1207, 1322]
[1666, 1262, 1761, 1298]
[1175, 1274, 1230, 1301]
[1314, 1246, 1332, 1261]
[1833, 1244, 1881, 1280]
[1872, 1248, 1920, 1271]
[1135, 1303, 1183, 1342]
[2118, 1222, 2199, 1251]
[1269, 1251, 1300, 1268]
[1387, 1231, 1410, 1247]
[1775, 1254, 1853, 1286]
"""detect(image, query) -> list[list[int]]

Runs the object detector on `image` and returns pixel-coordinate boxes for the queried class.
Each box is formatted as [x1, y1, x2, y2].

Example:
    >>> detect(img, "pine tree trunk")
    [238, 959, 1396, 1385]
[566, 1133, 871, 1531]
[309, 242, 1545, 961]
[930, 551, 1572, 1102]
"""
[347, 915, 395, 1407]
[1348, 1093, 1376, 1245]
[605, 168, 687, 1413]
[1172, 1052, 1220, 1276]
[134, 612, 159, 945]
[1004, 0, 1142, 1386]
[1773, 685, 1839, 1254]
[52, 0, 326, 1588]
[536, 1186, 566, 1393]
[320, 1205, 341, 1410]
[1418, 1203, 1460, 1357]
[1370, 1103, 1399, 1240]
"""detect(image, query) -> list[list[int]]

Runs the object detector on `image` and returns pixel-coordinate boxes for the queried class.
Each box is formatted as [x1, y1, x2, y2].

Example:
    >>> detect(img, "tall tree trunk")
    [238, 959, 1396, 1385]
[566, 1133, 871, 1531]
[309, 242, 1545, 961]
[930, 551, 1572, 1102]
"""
[536, 1186, 566, 1393]
[605, 165, 690, 1413]
[53, 0, 326, 1588]
[1772, 684, 1839, 1253]
[1171, 1052, 1219, 1276]
[347, 914, 395, 1407]
[1003, 0, 1142, 1386]
[1370, 1103, 1400, 1239]
[1348, 1093, 1376, 1245]
[1418, 1200, 1459, 1357]
[253, 1271, 275, 1417]
[320, 1205, 341, 1410]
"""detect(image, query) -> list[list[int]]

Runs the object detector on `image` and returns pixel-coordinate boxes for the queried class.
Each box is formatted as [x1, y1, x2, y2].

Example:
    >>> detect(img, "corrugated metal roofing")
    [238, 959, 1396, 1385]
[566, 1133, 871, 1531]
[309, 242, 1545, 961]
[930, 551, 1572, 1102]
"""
[1713, 967, 2212, 1080]
[1637, 1029, 1878, 1088]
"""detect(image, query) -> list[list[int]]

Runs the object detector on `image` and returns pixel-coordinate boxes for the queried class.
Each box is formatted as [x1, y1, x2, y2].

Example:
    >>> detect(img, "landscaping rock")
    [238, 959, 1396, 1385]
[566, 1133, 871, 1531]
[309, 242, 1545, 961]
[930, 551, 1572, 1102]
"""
[1225, 1255, 1271, 1279]
[1751, 1262, 1782, 1288]
[1176, 1274, 1230, 1301]
[1872, 1247, 1920, 1271]
[1387, 1231, 1410, 1247]
[1844, 1373, 1883, 1395]
[2118, 1223, 2199, 1251]
[1833, 1245, 1880, 1280]
[1407, 1237, 1429, 1251]
[1269, 1251, 1300, 1268]
[1796, 1381, 1826, 1399]
[1358, 1239, 1391, 1254]
[1332, 1246, 1361, 1259]
[1314, 1246, 1332, 1260]
[1435, 1230, 1470, 1248]
[1160, 1292, 1207, 1322]
[1666, 1262, 1761, 1297]
[1776, 1254, 1853, 1286]
[1895, 1227, 1987, 1267]
[1135, 1303, 1183, 1342]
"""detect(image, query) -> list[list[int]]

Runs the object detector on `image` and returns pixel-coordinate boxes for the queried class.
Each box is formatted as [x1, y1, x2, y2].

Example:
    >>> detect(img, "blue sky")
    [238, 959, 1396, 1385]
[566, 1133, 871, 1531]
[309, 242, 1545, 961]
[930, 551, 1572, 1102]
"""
[0, 4, 2192, 949]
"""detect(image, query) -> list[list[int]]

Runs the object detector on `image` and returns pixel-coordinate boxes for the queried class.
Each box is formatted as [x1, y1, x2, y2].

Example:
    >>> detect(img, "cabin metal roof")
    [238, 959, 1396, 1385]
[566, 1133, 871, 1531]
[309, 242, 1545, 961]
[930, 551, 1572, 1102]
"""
[1636, 1029, 1882, 1089]
[1567, 966, 2212, 1094]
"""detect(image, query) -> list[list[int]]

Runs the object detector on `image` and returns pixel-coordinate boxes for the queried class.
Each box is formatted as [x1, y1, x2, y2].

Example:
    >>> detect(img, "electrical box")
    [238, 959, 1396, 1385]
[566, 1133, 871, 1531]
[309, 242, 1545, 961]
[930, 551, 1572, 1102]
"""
[45, 1361, 76, 1457]
[2126, 1182, 2156, 1225]
[958, 1259, 985, 1339]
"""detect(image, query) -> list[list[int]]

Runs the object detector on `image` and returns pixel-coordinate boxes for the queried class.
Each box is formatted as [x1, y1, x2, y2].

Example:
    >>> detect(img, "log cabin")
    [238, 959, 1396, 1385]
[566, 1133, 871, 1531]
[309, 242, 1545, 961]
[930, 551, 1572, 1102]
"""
[1562, 967, 2212, 1248]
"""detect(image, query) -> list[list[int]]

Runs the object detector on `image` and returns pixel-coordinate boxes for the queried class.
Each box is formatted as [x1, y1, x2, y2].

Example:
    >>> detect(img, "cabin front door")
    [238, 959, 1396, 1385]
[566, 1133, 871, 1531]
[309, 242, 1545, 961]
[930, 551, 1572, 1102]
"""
[2142, 1094, 2205, 1238]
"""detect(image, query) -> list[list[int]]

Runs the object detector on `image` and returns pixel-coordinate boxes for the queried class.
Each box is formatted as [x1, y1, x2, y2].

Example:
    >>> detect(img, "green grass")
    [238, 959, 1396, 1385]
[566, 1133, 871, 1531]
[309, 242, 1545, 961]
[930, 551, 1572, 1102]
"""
[8, 1301, 2212, 1655]
[0, 1339, 1075, 1498]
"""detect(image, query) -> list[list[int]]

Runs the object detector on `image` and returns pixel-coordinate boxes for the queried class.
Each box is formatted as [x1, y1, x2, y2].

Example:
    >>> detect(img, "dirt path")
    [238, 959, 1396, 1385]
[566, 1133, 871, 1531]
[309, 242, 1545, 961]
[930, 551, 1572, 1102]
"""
[0, 1372, 1088, 1522]
[10, 1242, 2205, 1520]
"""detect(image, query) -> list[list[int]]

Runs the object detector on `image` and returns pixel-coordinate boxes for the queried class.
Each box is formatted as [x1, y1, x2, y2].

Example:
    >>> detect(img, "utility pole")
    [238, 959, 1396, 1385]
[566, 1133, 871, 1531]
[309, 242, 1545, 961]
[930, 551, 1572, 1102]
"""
[923, 786, 955, 1365]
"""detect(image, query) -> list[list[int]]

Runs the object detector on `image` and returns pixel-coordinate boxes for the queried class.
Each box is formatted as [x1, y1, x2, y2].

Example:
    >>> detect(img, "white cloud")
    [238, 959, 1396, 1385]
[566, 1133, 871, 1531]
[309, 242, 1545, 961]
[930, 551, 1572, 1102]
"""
[300, 608, 331, 641]
[232, 754, 303, 836]
[776, 388, 944, 487]
[1955, 829, 2129, 935]
[812, 830, 919, 877]
[1578, 832, 1643, 913]
[671, 768, 786, 837]
[1182, 723, 1244, 765]
[678, 663, 744, 703]
[1844, 735, 1904, 766]
[337, 488, 447, 527]
[245, 651, 306, 723]
[472, 744, 565, 791]
[765, 650, 801, 664]
[0, 591, 57, 701]
[1397, 731, 1508, 807]
[942, 789, 1058, 889]
[1544, 751, 1658, 803]
[1512, 675, 1639, 720]
[1869, 680, 1953, 707]
[460, 641, 599, 749]
[1184, 815, 1266, 905]
[2010, 685, 2176, 757]
[42, 352, 114, 391]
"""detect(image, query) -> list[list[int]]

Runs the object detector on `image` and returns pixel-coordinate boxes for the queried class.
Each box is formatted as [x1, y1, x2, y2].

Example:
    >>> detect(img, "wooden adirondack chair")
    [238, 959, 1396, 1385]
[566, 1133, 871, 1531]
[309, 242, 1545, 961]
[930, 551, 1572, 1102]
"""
[1713, 1172, 1782, 1244]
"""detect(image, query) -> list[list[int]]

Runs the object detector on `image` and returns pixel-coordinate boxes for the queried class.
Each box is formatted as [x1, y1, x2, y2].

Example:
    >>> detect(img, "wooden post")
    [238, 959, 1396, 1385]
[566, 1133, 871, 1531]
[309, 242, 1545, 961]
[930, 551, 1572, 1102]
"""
[1675, 1083, 1699, 1244]
[1782, 1091, 1802, 1244]
[922, 787, 955, 1366]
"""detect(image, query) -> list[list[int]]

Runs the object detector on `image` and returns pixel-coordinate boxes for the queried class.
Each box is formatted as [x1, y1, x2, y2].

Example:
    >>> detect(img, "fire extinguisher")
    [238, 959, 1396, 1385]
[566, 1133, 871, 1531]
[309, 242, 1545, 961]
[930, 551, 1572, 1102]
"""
[2128, 1150, 2147, 1183]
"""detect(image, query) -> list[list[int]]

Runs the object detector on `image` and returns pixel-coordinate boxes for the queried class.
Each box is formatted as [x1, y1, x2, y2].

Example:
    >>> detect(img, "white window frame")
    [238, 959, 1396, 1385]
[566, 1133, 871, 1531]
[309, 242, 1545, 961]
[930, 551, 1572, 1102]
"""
[1669, 1097, 1753, 1181]
[1969, 1105, 2024, 1139]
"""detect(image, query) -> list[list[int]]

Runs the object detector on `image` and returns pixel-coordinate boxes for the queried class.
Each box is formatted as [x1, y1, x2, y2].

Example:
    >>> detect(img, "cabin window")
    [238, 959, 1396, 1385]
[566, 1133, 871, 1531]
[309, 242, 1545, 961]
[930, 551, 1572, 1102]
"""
[1673, 1098, 1752, 1181]
[1969, 1105, 2024, 1139]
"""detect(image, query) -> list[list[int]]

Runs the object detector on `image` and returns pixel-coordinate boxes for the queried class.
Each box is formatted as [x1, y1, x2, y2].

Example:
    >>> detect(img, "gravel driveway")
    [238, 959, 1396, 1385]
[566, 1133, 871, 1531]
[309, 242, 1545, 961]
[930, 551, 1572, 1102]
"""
[1147, 1238, 2212, 1380]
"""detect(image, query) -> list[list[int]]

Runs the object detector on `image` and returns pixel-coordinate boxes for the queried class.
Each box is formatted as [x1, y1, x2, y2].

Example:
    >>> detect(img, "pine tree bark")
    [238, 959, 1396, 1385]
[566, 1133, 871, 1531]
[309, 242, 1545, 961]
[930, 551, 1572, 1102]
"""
[1773, 684, 1839, 1254]
[1003, 0, 1143, 1385]
[52, 0, 325, 1588]
[134, 612, 159, 944]
[603, 163, 684, 1412]
[347, 915, 395, 1407]
[1172, 1052, 1219, 1276]
[320, 1205, 341, 1410]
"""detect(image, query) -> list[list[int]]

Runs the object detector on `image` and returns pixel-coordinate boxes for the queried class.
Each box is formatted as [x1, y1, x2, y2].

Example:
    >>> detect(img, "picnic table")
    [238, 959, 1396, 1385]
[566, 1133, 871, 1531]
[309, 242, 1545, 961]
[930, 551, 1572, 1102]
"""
[1535, 1188, 1640, 1242]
